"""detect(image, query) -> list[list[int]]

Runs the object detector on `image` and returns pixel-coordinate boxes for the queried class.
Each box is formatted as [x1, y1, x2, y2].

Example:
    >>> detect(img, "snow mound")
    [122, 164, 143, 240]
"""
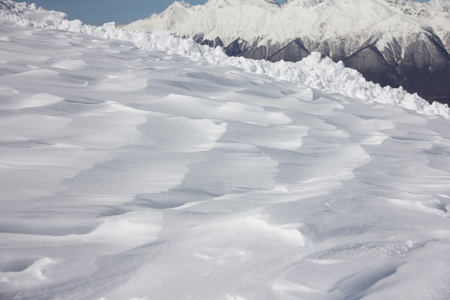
[0, 0, 449, 118]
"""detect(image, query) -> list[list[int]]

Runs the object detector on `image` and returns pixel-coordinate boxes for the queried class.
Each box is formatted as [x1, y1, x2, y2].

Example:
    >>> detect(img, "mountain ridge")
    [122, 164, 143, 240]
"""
[124, 0, 450, 104]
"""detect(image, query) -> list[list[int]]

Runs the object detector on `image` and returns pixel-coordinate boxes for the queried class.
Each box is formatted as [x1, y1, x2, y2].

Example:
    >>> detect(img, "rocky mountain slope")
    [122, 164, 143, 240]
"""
[124, 0, 450, 105]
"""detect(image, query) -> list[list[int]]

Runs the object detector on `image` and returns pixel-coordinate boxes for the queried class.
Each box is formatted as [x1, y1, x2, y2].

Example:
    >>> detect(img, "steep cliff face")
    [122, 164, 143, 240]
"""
[124, 0, 450, 104]
[398, 34, 450, 103]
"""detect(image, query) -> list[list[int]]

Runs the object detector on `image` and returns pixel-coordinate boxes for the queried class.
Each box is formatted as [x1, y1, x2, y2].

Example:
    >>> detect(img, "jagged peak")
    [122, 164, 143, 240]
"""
[171, 0, 191, 8]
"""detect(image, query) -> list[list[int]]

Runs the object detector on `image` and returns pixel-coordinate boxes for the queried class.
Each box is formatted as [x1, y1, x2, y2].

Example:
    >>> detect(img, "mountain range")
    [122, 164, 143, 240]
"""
[124, 0, 450, 105]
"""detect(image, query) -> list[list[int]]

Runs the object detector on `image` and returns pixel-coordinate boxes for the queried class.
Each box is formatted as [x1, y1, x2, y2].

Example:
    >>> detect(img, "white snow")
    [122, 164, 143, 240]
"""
[124, 0, 450, 54]
[1, 1, 450, 299]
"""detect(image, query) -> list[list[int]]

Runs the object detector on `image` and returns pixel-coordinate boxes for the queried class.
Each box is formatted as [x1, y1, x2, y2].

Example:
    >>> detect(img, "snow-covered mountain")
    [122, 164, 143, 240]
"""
[124, 0, 450, 105]
[1, 1, 450, 299]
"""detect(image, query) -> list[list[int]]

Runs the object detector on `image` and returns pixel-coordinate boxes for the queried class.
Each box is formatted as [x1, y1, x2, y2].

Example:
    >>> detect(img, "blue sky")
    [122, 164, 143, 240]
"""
[30, 0, 429, 26]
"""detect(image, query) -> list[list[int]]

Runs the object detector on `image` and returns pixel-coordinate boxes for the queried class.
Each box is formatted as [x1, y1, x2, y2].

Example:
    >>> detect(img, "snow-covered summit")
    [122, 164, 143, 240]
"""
[126, 0, 447, 49]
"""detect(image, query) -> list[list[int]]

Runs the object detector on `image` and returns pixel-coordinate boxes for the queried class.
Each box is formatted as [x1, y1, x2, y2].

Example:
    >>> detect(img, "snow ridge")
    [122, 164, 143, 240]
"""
[125, 0, 450, 53]
[0, 0, 449, 118]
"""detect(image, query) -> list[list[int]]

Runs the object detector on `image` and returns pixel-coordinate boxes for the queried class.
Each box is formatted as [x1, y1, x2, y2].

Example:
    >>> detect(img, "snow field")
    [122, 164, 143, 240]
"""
[0, 1, 450, 299]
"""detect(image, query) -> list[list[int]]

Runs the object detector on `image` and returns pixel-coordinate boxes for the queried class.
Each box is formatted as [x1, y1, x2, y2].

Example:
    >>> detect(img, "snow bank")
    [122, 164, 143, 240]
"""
[1, 0, 449, 118]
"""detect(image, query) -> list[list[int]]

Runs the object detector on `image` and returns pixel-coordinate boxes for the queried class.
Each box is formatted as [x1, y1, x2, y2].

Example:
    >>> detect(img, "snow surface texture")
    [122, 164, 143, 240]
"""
[1, 1, 450, 299]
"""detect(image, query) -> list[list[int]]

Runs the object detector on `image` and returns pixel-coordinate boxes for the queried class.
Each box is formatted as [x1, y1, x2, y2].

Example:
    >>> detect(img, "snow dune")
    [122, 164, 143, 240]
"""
[1, 1, 450, 299]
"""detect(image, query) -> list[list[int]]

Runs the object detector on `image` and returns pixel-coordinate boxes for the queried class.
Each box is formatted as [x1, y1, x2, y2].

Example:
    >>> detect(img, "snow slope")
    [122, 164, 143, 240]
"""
[1, 1, 450, 299]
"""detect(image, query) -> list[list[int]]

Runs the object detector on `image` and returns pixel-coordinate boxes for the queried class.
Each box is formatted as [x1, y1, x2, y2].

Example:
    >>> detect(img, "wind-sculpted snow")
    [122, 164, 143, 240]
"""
[0, 0, 449, 118]
[1, 2, 450, 300]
